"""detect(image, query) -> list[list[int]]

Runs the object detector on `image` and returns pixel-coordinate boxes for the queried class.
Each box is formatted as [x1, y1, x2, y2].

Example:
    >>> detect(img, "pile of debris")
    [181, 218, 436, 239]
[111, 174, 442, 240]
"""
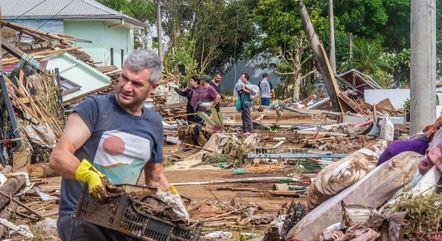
[262, 140, 440, 241]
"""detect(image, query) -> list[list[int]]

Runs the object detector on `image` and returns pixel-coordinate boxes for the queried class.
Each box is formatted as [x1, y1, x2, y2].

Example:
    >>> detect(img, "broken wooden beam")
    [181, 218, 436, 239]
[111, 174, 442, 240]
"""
[0, 175, 25, 211]
[0, 191, 44, 220]
[29, 163, 57, 178]
[245, 153, 348, 160]
[1, 41, 47, 73]
[171, 176, 300, 186]
[0, 20, 72, 44]
[0, 202, 17, 238]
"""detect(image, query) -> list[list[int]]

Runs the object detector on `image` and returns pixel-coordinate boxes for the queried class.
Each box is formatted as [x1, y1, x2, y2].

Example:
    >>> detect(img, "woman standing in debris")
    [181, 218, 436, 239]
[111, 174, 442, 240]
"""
[190, 75, 221, 117]
[174, 75, 200, 123]
[189, 75, 221, 144]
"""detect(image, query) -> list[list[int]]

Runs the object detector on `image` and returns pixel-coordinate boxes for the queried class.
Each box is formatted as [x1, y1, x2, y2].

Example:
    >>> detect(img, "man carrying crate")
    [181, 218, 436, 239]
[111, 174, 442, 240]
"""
[49, 49, 180, 241]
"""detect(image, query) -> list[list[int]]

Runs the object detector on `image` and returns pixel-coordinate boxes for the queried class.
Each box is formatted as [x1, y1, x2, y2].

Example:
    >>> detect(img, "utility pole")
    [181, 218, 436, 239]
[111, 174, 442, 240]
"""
[328, 0, 336, 74]
[156, 0, 163, 61]
[410, 0, 436, 134]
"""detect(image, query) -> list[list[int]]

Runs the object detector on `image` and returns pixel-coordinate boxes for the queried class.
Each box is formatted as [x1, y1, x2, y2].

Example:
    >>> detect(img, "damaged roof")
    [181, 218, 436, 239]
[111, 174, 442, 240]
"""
[0, 0, 145, 27]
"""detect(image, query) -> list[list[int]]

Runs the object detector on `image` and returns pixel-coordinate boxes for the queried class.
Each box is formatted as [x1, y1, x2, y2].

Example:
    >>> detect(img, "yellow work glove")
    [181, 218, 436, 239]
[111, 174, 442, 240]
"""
[75, 159, 109, 200]
[167, 185, 181, 198]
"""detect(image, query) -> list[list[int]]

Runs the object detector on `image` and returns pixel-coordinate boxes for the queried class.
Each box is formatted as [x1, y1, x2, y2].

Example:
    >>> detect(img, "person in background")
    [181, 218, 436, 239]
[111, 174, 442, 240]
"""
[174, 75, 200, 122]
[190, 75, 221, 115]
[209, 72, 223, 112]
[235, 73, 254, 135]
[377, 133, 429, 166]
[190, 75, 221, 144]
[259, 73, 272, 107]
[377, 115, 442, 166]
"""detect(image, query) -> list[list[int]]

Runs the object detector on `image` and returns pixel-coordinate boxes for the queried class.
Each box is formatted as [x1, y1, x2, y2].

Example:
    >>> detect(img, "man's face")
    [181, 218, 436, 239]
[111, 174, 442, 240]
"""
[214, 74, 222, 83]
[189, 78, 198, 88]
[116, 67, 157, 110]
[240, 74, 248, 84]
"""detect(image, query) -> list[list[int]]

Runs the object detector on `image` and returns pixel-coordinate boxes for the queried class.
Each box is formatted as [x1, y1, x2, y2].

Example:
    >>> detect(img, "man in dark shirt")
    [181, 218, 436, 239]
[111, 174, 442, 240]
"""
[234, 73, 254, 134]
[49, 49, 178, 241]
[209, 72, 222, 112]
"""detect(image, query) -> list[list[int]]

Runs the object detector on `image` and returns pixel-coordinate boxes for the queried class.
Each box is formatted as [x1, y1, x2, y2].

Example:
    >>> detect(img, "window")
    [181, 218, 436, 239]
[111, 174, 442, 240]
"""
[121, 49, 124, 67]
[60, 77, 81, 96]
[110, 48, 114, 65]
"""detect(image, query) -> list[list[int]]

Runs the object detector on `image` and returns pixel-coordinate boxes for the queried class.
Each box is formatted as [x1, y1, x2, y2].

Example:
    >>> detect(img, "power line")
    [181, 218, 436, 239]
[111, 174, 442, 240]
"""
[11, 0, 49, 20]
[35, 0, 74, 31]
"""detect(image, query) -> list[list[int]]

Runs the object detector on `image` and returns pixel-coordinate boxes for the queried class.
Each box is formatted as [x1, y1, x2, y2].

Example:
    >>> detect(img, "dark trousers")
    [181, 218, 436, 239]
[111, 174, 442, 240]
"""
[241, 103, 253, 133]
[58, 214, 140, 241]
[261, 97, 271, 106]
[186, 103, 196, 123]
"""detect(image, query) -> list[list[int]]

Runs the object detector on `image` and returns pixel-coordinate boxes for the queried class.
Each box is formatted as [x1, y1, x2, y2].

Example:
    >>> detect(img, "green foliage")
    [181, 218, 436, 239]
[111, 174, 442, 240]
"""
[125, 0, 155, 23]
[248, 0, 326, 99]
[350, 38, 392, 87]
[161, 0, 257, 73]
[96, 0, 129, 13]
[197, 108, 224, 129]
[386, 48, 410, 88]
[403, 98, 410, 112]
[163, 33, 199, 80]
[334, 0, 388, 39]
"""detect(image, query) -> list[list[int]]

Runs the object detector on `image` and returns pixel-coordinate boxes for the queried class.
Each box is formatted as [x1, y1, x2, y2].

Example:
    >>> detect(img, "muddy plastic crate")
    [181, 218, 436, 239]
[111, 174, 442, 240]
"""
[75, 185, 202, 241]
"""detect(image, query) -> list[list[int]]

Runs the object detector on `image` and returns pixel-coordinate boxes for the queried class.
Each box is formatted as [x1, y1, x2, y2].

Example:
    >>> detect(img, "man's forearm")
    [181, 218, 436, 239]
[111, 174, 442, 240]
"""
[213, 96, 221, 106]
[145, 171, 170, 191]
[49, 147, 81, 180]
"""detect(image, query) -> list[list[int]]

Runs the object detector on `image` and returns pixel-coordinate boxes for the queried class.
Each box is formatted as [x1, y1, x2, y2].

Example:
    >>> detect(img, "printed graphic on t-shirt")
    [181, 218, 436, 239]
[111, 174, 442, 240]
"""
[92, 130, 151, 185]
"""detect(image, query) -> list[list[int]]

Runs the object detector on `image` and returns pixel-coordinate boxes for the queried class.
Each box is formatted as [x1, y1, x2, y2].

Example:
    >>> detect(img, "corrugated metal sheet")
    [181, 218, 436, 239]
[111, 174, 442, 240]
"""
[0, 0, 144, 27]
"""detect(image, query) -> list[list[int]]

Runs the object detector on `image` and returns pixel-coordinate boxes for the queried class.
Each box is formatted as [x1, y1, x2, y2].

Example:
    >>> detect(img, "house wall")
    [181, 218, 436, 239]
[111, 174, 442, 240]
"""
[8, 19, 64, 38]
[64, 20, 134, 68]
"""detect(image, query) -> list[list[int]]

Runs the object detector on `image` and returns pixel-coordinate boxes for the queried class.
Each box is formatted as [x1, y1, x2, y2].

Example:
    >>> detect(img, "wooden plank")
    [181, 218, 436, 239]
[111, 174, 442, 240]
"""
[295, 130, 348, 137]
[0, 191, 43, 220]
[171, 176, 300, 186]
[0, 175, 26, 211]
[1, 41, 47, 73]
[0, 20, 71, 43]
[286, 151, 422, 241]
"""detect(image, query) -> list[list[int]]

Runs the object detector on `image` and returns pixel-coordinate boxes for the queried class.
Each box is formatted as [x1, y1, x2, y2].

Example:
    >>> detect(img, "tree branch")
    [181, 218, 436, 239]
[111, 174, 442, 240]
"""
[298, 70, 315, 81]
[275, 70, 296, 76]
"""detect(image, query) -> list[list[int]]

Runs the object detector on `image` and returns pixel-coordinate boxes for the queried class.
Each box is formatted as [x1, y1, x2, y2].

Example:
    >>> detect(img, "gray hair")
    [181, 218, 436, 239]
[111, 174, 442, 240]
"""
[123, 49, 162, 84]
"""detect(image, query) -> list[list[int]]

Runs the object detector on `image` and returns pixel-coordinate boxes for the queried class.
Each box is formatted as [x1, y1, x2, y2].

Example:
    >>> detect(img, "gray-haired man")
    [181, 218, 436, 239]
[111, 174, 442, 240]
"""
[50, 49, 176, 240]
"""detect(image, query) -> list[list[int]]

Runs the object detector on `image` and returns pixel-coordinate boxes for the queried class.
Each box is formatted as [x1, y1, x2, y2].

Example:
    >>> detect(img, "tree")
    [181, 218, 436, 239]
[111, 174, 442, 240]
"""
[160, 0, 256, 74]
[96, 0, 129, 13]
[350, 39, 392, 87]
[248, 0, 333, 100]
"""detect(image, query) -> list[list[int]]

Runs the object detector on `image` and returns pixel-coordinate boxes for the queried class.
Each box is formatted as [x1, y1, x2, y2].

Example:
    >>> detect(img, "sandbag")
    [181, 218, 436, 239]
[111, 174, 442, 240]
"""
[307, 140, 387, 209]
